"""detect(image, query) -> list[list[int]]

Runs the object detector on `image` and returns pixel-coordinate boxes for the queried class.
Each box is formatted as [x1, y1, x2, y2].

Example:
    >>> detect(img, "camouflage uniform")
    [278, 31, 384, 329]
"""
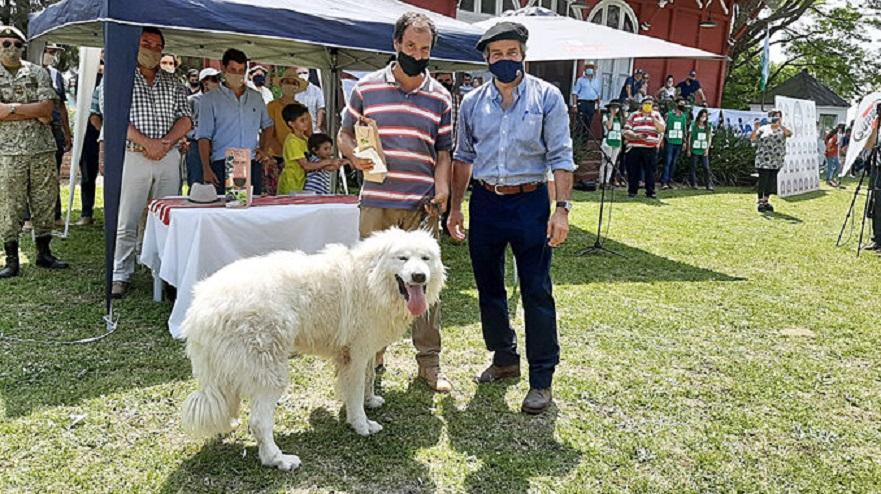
[0, 60, 58, 243]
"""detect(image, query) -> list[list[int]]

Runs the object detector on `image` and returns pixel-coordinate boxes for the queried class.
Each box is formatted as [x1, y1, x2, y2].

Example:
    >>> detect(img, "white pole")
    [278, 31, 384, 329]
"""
[64, 47, 101, 237]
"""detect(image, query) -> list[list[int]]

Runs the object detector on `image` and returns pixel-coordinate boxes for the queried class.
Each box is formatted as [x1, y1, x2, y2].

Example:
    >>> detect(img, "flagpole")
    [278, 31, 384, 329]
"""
[760, 27, 770, 112]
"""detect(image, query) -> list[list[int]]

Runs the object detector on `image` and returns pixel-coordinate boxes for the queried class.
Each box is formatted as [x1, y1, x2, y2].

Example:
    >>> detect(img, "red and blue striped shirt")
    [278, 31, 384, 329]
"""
[342, 64, 452, 209]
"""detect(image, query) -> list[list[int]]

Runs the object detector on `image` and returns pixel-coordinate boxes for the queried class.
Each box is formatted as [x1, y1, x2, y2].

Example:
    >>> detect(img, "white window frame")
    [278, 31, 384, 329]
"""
[586, 0, 639, 103]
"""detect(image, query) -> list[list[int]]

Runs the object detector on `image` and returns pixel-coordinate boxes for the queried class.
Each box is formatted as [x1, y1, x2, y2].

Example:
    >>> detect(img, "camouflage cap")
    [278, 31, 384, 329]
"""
[0, 25, 26, 42]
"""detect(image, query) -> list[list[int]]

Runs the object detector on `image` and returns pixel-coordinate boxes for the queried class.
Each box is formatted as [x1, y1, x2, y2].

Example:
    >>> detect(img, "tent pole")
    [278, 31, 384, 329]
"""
[102, 22, 141, 318]
[64, 47, 100, 238]
[327, 48, 346, 194]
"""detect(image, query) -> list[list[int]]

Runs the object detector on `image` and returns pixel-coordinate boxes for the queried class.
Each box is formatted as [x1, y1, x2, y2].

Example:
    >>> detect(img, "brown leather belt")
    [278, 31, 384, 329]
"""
[478, 181, 543, 195]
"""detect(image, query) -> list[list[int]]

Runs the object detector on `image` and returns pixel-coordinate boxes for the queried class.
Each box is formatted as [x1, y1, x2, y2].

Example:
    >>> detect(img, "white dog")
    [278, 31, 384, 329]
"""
[180, 228, 445, 471]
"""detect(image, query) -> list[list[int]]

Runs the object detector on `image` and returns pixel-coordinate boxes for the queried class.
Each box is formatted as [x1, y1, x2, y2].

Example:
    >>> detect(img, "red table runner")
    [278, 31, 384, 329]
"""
[148, 195, 360, 226]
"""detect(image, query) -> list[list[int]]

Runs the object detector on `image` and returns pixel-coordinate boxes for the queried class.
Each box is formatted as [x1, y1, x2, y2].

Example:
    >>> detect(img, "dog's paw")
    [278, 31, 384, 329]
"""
[349, 418, 383, 436]
[366, 419, 383, 434]
[349, 418, 371, 436]
[365, 395, 385, 409]
[264, 453, 301, 472]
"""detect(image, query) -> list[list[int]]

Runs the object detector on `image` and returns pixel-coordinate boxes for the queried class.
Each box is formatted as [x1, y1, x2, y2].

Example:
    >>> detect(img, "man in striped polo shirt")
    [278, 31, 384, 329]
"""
[338, 12, 453, 393]
[623, 95, 666, 198]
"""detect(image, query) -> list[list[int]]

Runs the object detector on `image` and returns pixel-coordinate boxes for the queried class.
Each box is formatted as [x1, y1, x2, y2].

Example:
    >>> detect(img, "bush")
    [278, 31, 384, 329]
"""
[671, 127, 757, 186]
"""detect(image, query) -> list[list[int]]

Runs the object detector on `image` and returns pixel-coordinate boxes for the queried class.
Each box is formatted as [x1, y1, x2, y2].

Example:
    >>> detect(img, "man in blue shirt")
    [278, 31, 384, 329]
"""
[676, 69, 707, 105]
[449, 22, 575, 416]
[571, 61, 601, 139]
[197, 48, 274, 195]
[619, 68, 644, 103]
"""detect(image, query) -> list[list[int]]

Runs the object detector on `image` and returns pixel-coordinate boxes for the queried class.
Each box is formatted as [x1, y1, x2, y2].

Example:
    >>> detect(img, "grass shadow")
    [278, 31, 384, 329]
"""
[0, 210, 189, 418]
[780, 189, 829, 202]
[760, 211, 803, 224]
[442, 380, 581, 493]
[439, 223, 743, 328]
[159, 381, 443, 493]
[572, 187, 744, 205]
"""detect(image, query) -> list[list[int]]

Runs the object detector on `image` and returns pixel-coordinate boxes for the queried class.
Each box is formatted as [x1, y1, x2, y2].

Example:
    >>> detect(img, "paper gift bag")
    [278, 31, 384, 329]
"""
[225, 147, 252, 207]
[355, 121, 387, 183]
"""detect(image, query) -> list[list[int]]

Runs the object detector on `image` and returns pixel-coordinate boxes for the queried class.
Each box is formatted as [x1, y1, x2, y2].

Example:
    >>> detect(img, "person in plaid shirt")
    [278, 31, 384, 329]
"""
[111, 27, 192, 299]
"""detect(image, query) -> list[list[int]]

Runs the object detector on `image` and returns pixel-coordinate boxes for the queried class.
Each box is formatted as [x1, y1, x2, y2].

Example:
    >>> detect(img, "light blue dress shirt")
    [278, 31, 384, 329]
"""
[454, 74, 575, 186]
[572, 75, 602, 101]
[195, 84, 273, 161]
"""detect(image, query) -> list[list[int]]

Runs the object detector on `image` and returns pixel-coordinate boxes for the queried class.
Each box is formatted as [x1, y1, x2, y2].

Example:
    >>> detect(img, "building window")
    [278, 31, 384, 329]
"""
[460, 0, 578, 18]
[587, 0, 639, 103]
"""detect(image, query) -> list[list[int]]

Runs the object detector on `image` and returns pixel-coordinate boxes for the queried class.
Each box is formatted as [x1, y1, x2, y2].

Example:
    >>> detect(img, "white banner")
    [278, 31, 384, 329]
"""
[841, 92, 881, 176]
[720, 109, 767, 137]
[775, 96, 820, 197]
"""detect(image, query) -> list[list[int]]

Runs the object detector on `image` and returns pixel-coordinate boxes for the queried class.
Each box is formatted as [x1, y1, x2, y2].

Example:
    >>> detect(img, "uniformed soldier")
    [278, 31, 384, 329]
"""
[0, 25, 69, 278]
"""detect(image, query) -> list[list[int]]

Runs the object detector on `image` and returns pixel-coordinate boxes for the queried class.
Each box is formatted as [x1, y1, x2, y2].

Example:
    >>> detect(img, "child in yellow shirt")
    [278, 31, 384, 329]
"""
[277, 103, 312, 195]
[278, 102, 347, 195]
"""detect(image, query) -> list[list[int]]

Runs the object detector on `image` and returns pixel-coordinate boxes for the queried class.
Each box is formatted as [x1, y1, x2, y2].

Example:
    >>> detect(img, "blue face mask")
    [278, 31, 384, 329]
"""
[489, 59, 523, 84]
[585, 68, 594, 76]
[252, 74, 266, 87]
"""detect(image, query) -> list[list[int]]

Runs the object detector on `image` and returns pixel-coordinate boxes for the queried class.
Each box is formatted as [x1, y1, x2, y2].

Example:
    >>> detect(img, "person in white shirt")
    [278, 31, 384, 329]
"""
[247, 65, 274, 104]
[293, 67, 326, 133]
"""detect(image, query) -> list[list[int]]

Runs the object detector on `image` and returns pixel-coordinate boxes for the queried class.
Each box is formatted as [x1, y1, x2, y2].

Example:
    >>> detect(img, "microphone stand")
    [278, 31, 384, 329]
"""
[576, 107, 626, 258]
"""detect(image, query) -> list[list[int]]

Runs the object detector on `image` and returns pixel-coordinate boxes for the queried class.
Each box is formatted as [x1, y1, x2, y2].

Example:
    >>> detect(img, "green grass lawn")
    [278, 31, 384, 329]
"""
[2, 183, 881, 493]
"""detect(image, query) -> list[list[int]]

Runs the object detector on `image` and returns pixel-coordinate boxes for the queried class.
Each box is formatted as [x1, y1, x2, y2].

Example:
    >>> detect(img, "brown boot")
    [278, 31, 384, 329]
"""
[521, 388, 553, 415]
[474, 363, 520, 384]
[418, 366, 453, 393]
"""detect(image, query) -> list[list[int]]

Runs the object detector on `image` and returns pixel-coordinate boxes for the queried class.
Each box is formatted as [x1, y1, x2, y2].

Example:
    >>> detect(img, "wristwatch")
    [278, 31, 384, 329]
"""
[9, 103, 17, 115]
[555, 200, 572, 212]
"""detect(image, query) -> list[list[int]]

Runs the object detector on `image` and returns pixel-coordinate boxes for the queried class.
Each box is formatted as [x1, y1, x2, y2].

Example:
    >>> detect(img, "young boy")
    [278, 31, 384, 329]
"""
[304, 133, 345, 194]
[275, 103, 339, 195]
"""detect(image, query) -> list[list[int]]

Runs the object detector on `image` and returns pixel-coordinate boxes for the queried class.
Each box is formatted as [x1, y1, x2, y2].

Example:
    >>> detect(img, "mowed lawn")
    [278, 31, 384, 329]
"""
[2, 183, 881, 493]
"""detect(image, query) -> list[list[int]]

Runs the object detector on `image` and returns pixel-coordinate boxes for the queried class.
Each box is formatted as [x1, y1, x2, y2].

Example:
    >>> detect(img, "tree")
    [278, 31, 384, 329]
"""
[723, 1, 881, 108]
[0, 0, 61, 31]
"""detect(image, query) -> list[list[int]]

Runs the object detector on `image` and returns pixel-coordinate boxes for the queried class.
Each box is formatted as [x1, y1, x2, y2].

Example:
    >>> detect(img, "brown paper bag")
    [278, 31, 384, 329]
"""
[355, 121, 387, 183]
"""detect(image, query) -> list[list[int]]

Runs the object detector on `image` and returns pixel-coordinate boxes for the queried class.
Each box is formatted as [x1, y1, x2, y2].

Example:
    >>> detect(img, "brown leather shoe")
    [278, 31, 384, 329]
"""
[76, 217, 94, 226]
[474, 363, 520, 384]
[111, 281, 129, 299]
[418, 366, 453, 393]
[521, 388, 553, 415]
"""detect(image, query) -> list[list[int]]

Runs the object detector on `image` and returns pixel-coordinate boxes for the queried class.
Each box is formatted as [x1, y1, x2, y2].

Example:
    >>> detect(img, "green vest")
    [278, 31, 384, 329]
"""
[665, 112, 687, 145]
[604, 117, 623, 148]
[690, 123, 711, 156]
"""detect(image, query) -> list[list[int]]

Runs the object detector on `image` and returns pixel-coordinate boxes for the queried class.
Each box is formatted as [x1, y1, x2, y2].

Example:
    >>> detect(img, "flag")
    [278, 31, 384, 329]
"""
[842, 92, 881, 177]
[760, 27, 770, 91]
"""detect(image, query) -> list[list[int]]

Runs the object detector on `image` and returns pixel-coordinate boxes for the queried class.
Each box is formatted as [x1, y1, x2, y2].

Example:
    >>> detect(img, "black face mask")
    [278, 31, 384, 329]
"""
[397, 51, 429, 77]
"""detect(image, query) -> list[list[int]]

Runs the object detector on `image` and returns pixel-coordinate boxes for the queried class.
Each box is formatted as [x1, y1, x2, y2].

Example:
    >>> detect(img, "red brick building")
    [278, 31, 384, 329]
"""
[407, 0, 733, 106]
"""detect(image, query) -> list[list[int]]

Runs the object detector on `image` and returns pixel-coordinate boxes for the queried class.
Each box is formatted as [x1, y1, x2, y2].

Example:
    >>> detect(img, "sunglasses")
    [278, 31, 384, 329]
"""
[2, 40, 24, 49]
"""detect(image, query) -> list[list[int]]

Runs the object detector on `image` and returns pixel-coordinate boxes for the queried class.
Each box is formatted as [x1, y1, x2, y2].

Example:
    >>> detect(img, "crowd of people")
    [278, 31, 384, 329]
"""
[571, 64, 716, 198]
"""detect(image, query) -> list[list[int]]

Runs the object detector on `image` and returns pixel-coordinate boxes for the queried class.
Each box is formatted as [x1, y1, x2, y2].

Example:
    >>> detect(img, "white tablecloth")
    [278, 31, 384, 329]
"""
[140, 202, 359, 337]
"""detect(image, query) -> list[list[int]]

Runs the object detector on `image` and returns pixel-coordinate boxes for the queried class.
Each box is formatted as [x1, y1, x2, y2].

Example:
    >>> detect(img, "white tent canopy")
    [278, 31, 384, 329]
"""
[475, 13, 725, 62]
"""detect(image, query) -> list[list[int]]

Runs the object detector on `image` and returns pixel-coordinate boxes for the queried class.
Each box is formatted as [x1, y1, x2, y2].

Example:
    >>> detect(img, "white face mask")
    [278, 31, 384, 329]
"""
[225, 72, 245, 89]
[137, 48, 161, 69]
[42, 52, 57, 67]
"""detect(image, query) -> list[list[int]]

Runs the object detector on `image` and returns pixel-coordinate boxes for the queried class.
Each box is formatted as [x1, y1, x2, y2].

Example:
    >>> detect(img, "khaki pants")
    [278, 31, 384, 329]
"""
[113, 149, 181, 282]
[0, 152, 57, 243]
[360, 206, 442, 369]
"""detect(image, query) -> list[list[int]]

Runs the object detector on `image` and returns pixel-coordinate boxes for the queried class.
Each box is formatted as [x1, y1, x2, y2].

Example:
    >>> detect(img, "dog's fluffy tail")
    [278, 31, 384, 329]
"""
[181, 339, 239, 438]
[182, 384, 238, 438]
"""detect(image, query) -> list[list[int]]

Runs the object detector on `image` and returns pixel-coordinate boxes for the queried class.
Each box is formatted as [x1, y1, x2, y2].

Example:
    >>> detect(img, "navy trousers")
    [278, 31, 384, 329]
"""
[468, 182, 559, 389]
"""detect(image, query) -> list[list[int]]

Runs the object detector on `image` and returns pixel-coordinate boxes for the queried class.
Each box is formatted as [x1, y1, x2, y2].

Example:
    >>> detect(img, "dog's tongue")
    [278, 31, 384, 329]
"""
[406, 285, 427, 316]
